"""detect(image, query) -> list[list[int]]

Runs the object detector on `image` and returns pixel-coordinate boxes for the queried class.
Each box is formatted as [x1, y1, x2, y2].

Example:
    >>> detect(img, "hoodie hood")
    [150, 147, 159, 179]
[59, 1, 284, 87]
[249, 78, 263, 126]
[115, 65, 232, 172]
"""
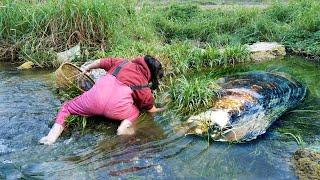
[131, 56, 151, 82]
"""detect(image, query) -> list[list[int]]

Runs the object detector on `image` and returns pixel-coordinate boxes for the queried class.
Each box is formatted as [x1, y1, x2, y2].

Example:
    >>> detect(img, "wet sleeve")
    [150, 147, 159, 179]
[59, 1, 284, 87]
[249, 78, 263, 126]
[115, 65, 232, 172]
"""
[134, 88, 154, 110]
[99, 57, 122, 72]
[55, 102, 71, 127]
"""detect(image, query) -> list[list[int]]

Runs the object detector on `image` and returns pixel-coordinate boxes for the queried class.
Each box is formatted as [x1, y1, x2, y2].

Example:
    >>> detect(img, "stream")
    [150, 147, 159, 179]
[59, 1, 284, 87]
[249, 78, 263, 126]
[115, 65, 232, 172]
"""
[0, 56, 319, 179]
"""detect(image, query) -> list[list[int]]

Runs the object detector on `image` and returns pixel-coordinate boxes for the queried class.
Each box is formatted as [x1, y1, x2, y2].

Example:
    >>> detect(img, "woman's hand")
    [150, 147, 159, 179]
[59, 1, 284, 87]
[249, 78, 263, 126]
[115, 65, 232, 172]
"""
[82, 59, 101, 75]
[147, 105, 166, 113]
[82, 66, 92, 76]
[39, 123, 65, 145]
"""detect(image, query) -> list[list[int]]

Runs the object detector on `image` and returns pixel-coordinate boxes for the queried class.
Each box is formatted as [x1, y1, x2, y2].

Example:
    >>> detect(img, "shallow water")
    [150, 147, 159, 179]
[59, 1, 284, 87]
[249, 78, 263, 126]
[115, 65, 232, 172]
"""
[0, 56, 319, 179]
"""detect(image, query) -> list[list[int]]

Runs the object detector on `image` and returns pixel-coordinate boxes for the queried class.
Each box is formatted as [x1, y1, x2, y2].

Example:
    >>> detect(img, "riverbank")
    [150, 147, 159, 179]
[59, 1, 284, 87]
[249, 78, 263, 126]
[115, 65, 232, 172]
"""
[1, 0, 319, 68]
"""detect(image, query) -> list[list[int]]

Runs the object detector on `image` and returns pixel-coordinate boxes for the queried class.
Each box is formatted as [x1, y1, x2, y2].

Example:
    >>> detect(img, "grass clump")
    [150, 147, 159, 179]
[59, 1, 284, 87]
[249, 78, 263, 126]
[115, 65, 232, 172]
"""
[159, 42, 250, 76]
[0, 0, 141, 66]
[65, 115, 88, 134]
[220, 44, 250, 65]
[201, 45, 220, 67]
[56, 85, 88, 131]
[166, 4, 200, 21]
[161, 41, 196, 75]
[168, 75, 221, 116]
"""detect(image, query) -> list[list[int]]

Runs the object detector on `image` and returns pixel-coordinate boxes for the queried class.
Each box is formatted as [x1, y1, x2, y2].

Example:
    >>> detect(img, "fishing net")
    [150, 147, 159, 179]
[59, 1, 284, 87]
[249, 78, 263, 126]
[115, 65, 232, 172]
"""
[55, 63, 94, 92]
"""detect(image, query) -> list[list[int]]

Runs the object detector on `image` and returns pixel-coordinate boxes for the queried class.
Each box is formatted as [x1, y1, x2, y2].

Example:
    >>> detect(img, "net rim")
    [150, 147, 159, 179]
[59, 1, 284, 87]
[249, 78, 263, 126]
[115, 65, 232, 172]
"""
[55, 62, 95, 92]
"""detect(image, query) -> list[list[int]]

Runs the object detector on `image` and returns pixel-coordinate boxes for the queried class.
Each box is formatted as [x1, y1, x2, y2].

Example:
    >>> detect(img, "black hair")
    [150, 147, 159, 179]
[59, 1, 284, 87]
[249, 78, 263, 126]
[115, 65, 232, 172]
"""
[144, 55, 164, 90]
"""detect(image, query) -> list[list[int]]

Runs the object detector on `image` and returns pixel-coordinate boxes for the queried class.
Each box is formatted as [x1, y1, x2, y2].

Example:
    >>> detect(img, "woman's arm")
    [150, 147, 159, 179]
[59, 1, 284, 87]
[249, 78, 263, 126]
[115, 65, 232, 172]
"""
[83, 59, 101, 73]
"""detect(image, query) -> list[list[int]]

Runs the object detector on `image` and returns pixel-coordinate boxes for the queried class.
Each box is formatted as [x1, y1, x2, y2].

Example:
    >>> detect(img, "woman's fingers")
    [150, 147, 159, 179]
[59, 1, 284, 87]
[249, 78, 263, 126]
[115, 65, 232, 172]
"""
[84, 70, 91, 76]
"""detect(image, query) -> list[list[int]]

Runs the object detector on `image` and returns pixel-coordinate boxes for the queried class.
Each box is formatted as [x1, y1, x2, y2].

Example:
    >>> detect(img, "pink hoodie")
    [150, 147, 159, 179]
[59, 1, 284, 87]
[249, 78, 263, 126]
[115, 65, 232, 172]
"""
[55, 57, 154, 126]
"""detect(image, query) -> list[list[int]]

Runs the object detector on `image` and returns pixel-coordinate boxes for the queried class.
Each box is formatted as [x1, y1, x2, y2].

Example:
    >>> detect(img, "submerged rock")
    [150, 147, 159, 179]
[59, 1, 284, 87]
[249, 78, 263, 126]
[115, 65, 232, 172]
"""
[248, 42, 286, 61]
[293, 148, 320, 180]
[186, 71, 306, 142]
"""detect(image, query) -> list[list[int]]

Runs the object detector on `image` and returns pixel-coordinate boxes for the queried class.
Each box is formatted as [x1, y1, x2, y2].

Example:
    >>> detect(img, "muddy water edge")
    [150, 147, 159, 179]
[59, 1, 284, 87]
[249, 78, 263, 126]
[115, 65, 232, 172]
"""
[0, 56, 319, 179]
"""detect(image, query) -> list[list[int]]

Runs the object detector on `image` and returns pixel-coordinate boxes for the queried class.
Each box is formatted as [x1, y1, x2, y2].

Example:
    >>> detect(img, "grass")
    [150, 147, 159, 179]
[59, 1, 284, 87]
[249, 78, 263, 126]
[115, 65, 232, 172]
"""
[168, 75, 221, 116]
[158, 41, 250, 75]
[283, 132, 305, 146]
[0, 0, 142, 66]
[220, 44, 250, 65]
[1, 0, 319, 118]
[65, 115, 88, 134]
[153, 1, 320, 56]
[1, 0, 319, 66]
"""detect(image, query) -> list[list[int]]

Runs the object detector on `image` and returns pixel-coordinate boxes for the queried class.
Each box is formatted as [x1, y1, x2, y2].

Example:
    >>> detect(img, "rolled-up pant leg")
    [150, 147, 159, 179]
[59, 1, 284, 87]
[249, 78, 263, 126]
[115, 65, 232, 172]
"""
[55, 95, 95, 126]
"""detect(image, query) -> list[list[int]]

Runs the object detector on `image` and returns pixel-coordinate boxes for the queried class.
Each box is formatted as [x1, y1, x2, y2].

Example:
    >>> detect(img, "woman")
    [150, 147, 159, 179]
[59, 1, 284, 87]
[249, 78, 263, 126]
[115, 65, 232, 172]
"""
[39, 55, 165, 145]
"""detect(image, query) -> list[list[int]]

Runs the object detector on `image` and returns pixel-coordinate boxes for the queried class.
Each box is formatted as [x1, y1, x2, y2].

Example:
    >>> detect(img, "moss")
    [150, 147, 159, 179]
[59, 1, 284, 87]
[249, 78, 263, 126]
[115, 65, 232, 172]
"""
[293, 148, 320, 180]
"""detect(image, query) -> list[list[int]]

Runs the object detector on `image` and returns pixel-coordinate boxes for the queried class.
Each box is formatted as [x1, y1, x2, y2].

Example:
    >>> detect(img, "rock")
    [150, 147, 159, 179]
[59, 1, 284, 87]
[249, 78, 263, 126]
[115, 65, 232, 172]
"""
[17, 61, 35, 70]
[80, 61, 106, 81]
[56, 44, 81, 64]
[248, 42, 286, 61]
[293, 148, 320, 180]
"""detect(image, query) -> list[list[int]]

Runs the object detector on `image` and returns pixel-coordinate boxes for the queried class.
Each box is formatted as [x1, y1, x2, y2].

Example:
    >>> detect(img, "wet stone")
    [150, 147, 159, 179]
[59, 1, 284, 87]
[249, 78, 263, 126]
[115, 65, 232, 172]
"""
[293, 148, 320, 180]
[248, 42, 286, 62]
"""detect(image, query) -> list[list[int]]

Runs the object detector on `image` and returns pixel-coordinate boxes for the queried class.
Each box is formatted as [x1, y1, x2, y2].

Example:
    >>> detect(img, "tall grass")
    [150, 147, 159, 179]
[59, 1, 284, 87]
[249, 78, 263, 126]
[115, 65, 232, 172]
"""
[0, 0, 146, 66]
[1, 0, 320, 117]
[153, 0, 320, 56]
[1, 0, 319, 65]
[166, 63, 250, 116]
[220, 44, 250, 65]
[168, 75, 221, 115]
[159, 42, 250, 75]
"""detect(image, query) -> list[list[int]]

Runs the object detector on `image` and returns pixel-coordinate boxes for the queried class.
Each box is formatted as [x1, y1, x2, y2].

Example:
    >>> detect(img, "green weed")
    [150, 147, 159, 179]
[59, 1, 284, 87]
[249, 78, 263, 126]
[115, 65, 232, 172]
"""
[202, 45, 220, 67]
[166, 4, 200, 21]
[2, 0, 320, 65]
[169, 75, 221, 116]
[65, 115, 88, 134]
[220, 44, 250, 66]
[283, 132, 305, 146]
